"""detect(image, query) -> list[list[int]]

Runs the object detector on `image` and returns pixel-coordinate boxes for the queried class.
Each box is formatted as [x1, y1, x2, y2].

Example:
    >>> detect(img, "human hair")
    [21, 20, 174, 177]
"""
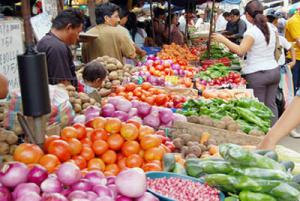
[125, 12, 138, 40]
[82, 61, 108, 82]
[95, 2, 120, 24]
[245, 0, 270, 44]
[230, 9, 240, 16]
[119, 7, 130, 19]
[267, 15, 276, 23]
[52, 8, 83, 30]
[223, 12, 230, 18]
[154, 7, 165, 19]
[165, 14, 176, 29]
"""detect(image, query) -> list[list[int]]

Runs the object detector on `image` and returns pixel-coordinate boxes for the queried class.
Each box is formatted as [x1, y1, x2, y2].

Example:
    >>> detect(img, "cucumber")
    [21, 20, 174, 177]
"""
[264, 151, 279, 161]
[280, 161, 295, 172]
[163, 153, 176, 172]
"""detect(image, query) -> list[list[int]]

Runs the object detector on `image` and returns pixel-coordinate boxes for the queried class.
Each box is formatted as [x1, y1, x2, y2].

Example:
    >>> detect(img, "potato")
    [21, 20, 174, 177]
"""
[79, 92, 90, 103]
[90, 98, 96, 105]
[3, 155, 14, 162]
[0, 129, 7, 142]
[74, 98, 82, 105]
[106, 64, 117, 71]
[9, 145, 17, 155]
[68, 91, 76, 97]
[0, 142, 9, 155]
[66, 85, 76, 91]
[108, 71, 119, 81]
[82, 103, 90, 110]
[94, 102, 101, 108]
[108, 58, 117, 65]
[104, 81, 112, 89]
[102, 55, 110, 61]
[74, 104, 82, 113]
[6, 133, 18, 145]
[116, 62, 123, 69]
[69, 97, 76, 104]
[99, 88, 111, 97]
[112, 80, 121, 86]
[13, 124, 23, 135]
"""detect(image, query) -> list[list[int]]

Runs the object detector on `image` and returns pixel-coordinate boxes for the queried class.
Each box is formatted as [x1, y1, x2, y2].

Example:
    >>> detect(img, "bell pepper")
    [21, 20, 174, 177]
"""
[205, 174, 239, 193]
[233, 167, 292, 181]
[270, 183, 300, 201]
[239, 191, 277, 201]
[224, 196, 239, 201]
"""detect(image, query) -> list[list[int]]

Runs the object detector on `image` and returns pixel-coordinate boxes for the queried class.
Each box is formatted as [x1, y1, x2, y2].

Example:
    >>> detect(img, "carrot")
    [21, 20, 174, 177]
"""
[200, 132, 210, 144]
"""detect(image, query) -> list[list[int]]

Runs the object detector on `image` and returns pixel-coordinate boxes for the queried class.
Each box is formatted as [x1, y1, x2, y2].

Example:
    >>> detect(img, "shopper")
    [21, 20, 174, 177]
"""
[224, 9, 247, 44]
[212, 0, 279, 125]
[82, 2, 136, 64]
[37, 8, 83, 88]
[153, 7, 166, 46]
[215, 11, 229, 32]
[80, 60, 108, 93]
[0, 73, 8, 99]
[164, 14, 185, 45]
[285, 8, 300, 94]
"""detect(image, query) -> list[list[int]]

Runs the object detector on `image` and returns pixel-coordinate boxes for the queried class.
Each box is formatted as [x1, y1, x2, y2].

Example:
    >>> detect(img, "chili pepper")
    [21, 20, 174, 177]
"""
[239, 191, 277, 201]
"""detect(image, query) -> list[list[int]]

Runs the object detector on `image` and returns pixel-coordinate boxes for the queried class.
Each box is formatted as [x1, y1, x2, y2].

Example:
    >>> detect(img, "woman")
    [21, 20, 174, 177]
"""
[212, 0, 279, 125]
[153, 7, 166, 46]
[164, 14, 185, 45]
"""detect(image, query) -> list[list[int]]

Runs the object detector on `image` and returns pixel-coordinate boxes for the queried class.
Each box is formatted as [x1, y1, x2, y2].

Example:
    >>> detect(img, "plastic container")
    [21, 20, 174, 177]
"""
[146, 172, 225, 201]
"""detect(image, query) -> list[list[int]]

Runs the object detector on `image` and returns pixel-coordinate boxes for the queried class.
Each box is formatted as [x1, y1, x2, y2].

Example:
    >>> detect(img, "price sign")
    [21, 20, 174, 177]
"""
[0, 19, 24, 91]
[42, 0, 58, 18]
[30, 13, 52, 41]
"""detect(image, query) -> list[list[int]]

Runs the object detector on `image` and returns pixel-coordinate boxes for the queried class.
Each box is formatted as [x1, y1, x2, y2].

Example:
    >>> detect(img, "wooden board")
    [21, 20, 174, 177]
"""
[171, 121, 262, 146]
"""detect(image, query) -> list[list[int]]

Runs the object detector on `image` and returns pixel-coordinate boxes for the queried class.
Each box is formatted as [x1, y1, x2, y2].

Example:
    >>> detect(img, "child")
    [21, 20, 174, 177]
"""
[79, 60, 108, 93]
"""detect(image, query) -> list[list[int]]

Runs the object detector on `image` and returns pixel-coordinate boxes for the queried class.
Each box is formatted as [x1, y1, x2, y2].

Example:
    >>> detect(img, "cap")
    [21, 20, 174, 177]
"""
[266, 9, 281, 18]
[288, 7, 297, 15]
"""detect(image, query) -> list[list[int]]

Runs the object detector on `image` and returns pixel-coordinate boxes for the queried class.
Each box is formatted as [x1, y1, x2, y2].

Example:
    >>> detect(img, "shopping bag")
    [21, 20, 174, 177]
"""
[279, 65, 294, 109]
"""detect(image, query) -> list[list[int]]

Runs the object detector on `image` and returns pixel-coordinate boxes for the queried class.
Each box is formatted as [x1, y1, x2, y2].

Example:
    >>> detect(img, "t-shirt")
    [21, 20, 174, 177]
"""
[278, 36, 292, 66]
[215, 15, 227, 32]
[225, 19, 247, 44]
[135, 29, 147, 48]
[285, 12, 300, 60]
[82, 24, 136, 64]
[242, 23, 278, 74]
[179, 15, 186, 33]
[36, 32, 77, 87]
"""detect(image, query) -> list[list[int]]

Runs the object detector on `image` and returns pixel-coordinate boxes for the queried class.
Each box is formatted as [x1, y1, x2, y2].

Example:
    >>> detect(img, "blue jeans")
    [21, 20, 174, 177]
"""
[292, 60, 300, 94]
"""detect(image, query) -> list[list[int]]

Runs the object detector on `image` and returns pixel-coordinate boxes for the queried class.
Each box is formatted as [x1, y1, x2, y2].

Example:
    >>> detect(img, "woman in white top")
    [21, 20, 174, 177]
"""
[212, 0, 279, 125]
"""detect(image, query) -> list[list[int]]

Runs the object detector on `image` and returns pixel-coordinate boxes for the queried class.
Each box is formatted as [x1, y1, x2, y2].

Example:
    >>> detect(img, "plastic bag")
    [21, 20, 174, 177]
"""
[4, 85, 75, 130]
[279, 65, 294, 109]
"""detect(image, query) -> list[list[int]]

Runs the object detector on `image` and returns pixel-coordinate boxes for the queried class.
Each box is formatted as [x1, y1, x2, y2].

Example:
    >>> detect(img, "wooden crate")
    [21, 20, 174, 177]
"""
[171, 121, 262, 146]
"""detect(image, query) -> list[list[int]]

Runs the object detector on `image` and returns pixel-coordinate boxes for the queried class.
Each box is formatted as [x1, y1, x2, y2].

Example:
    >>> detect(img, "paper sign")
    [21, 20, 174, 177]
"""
[30, 13, 52, 41]
[0, 19, 24, 91]
[42, 0, 58, 18]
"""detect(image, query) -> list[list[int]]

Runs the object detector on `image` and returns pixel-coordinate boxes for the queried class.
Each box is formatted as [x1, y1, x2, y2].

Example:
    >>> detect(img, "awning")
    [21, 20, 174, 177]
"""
[221, 0, 241, 4]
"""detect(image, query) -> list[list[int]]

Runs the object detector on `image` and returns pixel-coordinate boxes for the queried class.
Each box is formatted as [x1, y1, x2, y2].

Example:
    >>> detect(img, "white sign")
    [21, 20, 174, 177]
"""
[0, 19, 24, 91]
[42, 0, 58, 18]
[30, 13, 52, 41]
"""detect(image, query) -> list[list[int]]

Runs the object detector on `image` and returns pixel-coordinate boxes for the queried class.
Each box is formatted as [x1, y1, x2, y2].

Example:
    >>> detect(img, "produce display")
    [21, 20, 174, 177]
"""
[101, 96, 186, 129]
[0, 162, 158, 201]
[186, 144, 300, 201]
[179, 99, 273, 133]
[202, 89, 253, 100]
[112, 82, 187, 108]
[0, 128, 19, 162]
[157, 43, 198, 62]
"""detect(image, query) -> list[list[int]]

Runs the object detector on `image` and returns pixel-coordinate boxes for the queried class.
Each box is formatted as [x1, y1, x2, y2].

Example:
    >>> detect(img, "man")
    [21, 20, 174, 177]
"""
[37, 9, 83, 87]
[215, 11, 230, 32]
[224, 9, 247, 44]
[82, 2, 136, 64]
[0, 73, 8, 99]
[178, 10, 194, 34]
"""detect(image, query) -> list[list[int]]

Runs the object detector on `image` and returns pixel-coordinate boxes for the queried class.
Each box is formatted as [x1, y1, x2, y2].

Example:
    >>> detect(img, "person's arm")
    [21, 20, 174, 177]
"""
[212, 33, 254, 57]
[0, 73, 8, 99]
[120, 34, 137, 59]
[287, 46, 296, 69]
[134, 44, 146, 57]
[258, 96, 300, 150]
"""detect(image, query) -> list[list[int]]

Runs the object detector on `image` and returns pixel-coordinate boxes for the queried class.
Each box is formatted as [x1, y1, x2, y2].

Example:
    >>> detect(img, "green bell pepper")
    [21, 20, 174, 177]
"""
[239, 191, 277, 201]
[270, 183, 300, 201]
[233, 167, 292, 181]
[205, 174, 239, 193]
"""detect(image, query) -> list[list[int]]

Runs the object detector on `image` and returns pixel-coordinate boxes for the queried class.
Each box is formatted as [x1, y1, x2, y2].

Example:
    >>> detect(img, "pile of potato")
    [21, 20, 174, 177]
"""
[0, 128, 19, 162]
[172, 132, 218, 159]
[0, 102, 6, 125]
[77, 56, 138, 97]
[63, 85, 100, 114]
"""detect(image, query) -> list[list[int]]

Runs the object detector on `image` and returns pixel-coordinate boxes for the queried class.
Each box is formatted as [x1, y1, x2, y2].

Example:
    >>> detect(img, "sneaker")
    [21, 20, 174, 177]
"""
[290, 129, 300, 138]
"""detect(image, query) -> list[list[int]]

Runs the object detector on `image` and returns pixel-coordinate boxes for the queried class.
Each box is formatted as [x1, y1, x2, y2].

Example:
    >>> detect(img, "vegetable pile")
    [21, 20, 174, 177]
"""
[112, 82, 187, 108]
[147, 176, 220, 201]
[179, 99, 273, 133]
[157, 43, 198, 62]
[202, 89, 252, 100]
[186, 144, 300, 201]
[0, 162, 158, 201]
[102, 96, 186, 129]
[0, 128, 19, 163]
[13, 117, 174, 174]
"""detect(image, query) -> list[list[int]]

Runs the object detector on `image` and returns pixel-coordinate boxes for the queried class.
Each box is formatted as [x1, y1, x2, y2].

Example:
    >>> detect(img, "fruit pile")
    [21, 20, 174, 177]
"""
[13, 117, 171, 175]
[157, 43, 198, 62]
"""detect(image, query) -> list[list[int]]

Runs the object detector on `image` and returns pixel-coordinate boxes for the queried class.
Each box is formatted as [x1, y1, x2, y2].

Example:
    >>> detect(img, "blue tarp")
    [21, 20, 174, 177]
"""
[221, 0, 241, 4]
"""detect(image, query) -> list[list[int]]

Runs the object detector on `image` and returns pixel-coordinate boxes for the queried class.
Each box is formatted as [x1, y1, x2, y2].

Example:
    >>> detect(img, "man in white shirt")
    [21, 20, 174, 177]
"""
[216, 12, 230, 32]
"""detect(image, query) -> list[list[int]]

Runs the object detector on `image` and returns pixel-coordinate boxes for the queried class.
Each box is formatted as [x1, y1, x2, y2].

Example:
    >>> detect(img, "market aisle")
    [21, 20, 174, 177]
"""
[279, 136, 300, 152]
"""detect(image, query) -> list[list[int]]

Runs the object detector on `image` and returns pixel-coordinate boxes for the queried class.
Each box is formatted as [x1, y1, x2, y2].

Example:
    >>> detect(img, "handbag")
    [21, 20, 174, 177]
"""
[274, 33, 283, 62]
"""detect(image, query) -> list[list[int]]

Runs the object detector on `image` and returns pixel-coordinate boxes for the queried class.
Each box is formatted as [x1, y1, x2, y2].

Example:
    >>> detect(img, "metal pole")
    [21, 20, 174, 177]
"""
[150, 0, 156, 45]
[207, 0, 215, 59]
[21, 0, 34, 48]
[88, 0, 96, 26]
[168, 0, 171, 44]
[185, 0, 190, 40]
[57, 0, 64, 12]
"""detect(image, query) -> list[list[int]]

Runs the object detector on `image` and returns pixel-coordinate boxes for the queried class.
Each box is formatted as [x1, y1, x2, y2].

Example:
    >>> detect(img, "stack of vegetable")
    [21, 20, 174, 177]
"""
[63, 85, 100, 114]
[201, 57, 232, 68]
[179, 99, 273, 133]
[0, 128, 19, 163]
[112, 83, 187, 108]
[202, 89, 253, 100]
[157, 43, 198, 62]
[186, 144, 300, 201]
[13, 117, 172, 174]
[102, 96, 187, 129]
[0, 162, 159, 201]
[195, 64, 246, 87]
[0, 102, 5, 125]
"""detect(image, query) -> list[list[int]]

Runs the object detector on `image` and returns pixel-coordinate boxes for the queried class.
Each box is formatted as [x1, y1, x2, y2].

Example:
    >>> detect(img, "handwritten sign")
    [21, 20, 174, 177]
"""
[30, 13, 52, 41]
[0, 19, 24, 91]
[42, 0, 58, 18]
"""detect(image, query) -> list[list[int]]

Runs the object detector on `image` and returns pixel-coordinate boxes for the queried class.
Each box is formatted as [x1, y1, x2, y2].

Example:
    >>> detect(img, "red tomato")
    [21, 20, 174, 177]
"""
[73, 123, 87, 139]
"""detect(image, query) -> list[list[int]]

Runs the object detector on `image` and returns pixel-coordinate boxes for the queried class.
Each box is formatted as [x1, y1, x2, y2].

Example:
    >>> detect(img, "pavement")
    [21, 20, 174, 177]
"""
[279, 136, 300, 152]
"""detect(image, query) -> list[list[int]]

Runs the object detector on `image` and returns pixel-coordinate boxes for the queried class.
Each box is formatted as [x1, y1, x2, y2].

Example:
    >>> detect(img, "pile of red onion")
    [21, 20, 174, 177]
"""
[0, 162, 158, 201]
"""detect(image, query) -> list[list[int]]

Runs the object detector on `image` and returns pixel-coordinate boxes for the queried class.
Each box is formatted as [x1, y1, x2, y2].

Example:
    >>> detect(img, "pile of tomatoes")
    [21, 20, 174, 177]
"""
[112, 82, 187, 108]
[13, 117, 173, 175]
[157, 43, 198, 62]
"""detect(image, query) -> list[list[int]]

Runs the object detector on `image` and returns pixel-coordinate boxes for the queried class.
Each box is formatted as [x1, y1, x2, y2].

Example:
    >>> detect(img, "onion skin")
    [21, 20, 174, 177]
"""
[0, 162, 29, 188]
[135, 192, 159, 201]
[41, 193, 68, 201]
[56, 163, 82, 185]
[13, 183, 40, 199]
[15, 192, 41, 201]
[0, 186, 12, 201]
[27, 165, 48, 185]
[41, 177, 63, 193]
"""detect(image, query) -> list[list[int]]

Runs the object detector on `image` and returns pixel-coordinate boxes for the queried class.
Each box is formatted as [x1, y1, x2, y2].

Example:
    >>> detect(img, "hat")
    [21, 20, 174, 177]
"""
[288, 7, 297, 15]
[266, 9, 282, 18]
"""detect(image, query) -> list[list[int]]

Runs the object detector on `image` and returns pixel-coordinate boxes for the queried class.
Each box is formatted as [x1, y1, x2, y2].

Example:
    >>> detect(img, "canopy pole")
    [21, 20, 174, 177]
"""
[168, 0, 171, 44]
[88, 0, 96, 26]
[207, 0, 216, 59]
[22, 0, 34, 49]
[150, 0, 156, 45]
[185, 0, 190, 40]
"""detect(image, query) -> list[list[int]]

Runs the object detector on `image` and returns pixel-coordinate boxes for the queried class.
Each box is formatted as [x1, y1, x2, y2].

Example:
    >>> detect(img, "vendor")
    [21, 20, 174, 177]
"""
[82, 2, 136, 64]
[224, 9, 247, 44]
[0, 73, 8, 99]
[212, 0, 279, 125]
[37, 9, 83, 88]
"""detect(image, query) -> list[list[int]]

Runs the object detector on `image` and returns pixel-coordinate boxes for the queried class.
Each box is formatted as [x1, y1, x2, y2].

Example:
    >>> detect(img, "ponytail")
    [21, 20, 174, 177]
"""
[245, 0, 270, 44]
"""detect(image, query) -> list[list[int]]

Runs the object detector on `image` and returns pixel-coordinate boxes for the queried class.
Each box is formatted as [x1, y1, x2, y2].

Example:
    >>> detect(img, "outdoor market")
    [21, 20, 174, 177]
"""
[0, 0, 300, 200]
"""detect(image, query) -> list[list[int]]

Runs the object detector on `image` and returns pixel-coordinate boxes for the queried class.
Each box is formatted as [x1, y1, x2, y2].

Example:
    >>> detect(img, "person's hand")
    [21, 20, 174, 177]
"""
[256, 135, 276, 150]
[288, 61, 296, 69]
[212, 33, 227, 43]
[140, 50, 147, 57]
